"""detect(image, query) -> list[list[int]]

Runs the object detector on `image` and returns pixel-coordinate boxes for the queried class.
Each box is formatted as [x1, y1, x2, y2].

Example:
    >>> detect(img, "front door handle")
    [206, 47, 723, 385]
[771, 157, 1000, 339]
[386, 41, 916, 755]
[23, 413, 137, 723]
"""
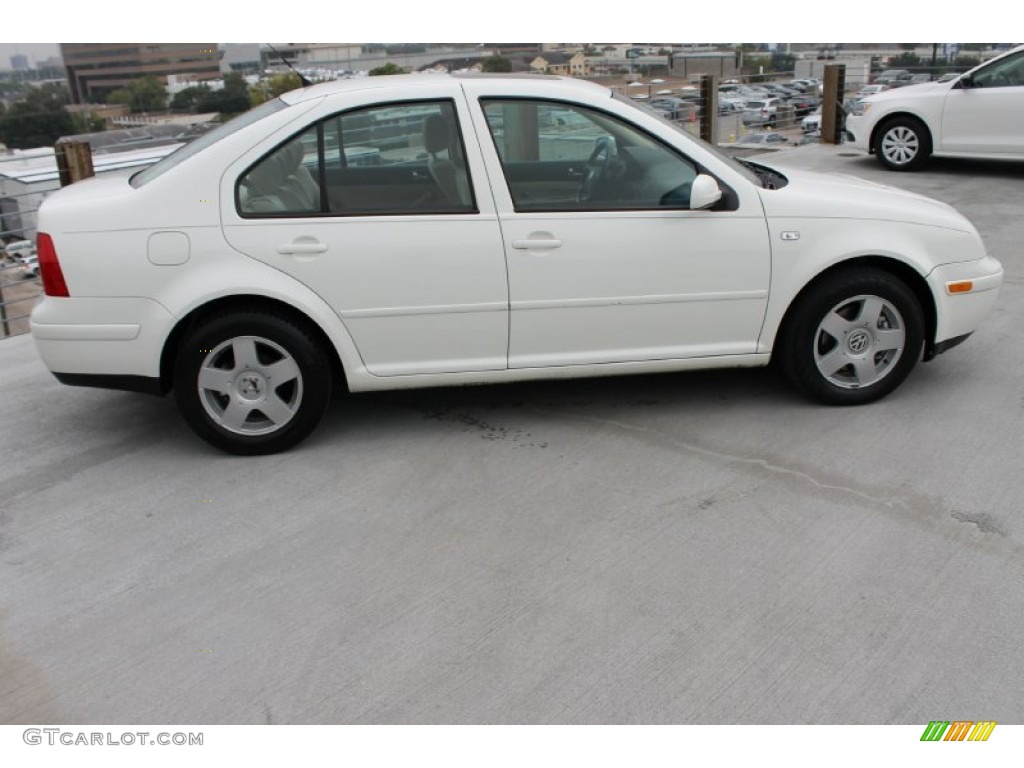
[277, 240, 327, 255]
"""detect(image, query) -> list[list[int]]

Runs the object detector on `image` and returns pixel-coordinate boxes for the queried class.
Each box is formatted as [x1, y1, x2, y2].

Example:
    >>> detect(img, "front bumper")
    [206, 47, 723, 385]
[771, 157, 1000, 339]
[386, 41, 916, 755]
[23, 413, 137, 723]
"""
[926, 255, 1003, 354]
[844, 114, 871, 152]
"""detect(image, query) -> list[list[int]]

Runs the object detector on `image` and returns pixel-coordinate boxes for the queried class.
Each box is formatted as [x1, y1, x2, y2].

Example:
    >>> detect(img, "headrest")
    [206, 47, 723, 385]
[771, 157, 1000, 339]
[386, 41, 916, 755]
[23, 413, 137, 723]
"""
[423, 114, 452, 154]
[281, 140, 304, 171]
[247, 148, 294, 195]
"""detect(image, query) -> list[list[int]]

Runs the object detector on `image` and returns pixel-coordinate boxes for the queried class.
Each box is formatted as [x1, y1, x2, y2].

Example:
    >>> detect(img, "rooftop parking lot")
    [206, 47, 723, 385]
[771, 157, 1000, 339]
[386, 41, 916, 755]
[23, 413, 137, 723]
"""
[1, 144, 1022, 724]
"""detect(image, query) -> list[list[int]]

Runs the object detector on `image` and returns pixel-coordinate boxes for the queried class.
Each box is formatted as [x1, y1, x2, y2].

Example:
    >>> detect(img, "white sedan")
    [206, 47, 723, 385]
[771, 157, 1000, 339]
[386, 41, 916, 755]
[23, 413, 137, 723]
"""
[847, 44, 1024, 170]
[31, 74, 1003, 454]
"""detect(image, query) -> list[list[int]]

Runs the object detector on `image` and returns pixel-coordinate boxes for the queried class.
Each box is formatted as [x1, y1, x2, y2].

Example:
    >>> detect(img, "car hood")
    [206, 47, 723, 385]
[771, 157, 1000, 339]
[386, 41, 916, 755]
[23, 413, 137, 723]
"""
[753, 165, 976, 233]
[864, 81, 950, 104]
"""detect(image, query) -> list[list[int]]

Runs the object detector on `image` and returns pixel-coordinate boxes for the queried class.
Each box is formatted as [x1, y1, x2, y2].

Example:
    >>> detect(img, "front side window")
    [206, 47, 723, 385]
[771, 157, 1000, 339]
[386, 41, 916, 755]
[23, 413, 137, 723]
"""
[972, 52, 1024, 88]
[481, 99, 698, 212]
[238, 100, 476, 217]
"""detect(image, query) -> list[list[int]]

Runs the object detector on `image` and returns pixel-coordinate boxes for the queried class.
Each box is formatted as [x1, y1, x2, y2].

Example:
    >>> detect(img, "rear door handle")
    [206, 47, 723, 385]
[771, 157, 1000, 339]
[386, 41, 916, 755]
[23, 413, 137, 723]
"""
[512, 238, 563, 250]
[277, 241, 327, 255]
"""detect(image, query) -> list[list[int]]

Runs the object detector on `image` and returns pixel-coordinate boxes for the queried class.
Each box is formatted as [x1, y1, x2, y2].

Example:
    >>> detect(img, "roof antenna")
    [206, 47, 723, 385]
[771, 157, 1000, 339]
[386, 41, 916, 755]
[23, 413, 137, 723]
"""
[266, 43, 313, 87]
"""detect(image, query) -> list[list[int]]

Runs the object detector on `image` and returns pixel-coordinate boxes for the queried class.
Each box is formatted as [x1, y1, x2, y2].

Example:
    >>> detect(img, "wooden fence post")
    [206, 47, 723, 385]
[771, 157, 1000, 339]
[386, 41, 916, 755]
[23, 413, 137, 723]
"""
[55, 141, 95, 187]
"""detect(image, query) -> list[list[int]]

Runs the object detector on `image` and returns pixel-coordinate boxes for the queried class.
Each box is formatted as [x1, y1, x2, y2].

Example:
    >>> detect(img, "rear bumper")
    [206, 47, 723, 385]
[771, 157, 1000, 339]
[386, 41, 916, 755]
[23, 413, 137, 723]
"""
[53, 372, 164, 395]
[30, 296, 175, 384]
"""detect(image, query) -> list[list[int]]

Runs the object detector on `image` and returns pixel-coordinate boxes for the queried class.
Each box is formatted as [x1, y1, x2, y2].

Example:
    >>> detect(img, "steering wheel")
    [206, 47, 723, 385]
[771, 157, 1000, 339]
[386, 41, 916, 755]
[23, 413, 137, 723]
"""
[577, 137, 615, 203]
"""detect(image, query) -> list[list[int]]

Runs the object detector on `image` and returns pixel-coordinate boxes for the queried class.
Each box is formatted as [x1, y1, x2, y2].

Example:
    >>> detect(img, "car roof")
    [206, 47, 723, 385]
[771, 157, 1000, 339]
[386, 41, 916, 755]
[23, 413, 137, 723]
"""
[279, 73, 609, 104]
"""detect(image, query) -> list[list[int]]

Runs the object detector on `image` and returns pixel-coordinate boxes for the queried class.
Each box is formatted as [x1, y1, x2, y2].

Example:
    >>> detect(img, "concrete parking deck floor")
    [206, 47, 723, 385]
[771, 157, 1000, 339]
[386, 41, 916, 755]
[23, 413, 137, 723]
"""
[1, 145, 1022, 724]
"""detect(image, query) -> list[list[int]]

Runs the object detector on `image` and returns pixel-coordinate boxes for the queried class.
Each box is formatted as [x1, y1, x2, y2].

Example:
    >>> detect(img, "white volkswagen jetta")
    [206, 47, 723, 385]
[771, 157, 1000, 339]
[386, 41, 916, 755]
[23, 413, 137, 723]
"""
[847, 44, 1024, 170]
[31, 74, 1003, 454]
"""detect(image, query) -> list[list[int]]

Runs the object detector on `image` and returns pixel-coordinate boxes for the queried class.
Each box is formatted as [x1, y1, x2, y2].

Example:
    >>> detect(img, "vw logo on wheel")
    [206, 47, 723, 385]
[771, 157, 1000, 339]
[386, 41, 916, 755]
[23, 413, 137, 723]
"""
[847, 330, 870, 354]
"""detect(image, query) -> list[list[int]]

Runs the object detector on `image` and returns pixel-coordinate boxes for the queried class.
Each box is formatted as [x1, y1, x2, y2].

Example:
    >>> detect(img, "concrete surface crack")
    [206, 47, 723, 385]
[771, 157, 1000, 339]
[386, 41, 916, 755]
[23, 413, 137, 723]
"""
[537, 408, 908, 512]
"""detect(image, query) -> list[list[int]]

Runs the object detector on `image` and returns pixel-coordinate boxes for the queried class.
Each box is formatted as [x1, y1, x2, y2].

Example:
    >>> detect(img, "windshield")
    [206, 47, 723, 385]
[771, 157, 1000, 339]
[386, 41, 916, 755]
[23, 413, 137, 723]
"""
[130, 98, 289, 188]
[613, 91, 761, 187]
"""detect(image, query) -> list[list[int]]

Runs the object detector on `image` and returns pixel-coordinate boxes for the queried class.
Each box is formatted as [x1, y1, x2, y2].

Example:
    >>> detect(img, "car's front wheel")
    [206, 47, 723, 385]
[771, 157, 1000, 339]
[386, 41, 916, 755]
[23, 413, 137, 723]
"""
[777, 267, 925, 405]
[876, 116, 931, 171]
[173, 311, 332, 455]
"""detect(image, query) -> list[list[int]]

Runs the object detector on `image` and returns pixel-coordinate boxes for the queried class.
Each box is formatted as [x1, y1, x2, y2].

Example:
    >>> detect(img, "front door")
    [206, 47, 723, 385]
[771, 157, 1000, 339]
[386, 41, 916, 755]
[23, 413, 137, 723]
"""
[942, 50, 1024, 155]
[472, 97, 771, 369]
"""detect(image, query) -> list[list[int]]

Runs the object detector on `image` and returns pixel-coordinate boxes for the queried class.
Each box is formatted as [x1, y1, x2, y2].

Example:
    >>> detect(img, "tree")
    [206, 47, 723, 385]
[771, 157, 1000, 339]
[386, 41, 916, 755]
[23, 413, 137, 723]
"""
[480, 56, 512, 73]
[70, 111, 106, 134]
[170, 85, 212, 113]
[107, 76, 167, 113]
[890, 52, 921, 67]
[369, 62, 405, 76]
[0, 83, 73, 148]
[197, 73, 250, 116]
[250, 72, 303, 106]
[771, 51, 796, 74]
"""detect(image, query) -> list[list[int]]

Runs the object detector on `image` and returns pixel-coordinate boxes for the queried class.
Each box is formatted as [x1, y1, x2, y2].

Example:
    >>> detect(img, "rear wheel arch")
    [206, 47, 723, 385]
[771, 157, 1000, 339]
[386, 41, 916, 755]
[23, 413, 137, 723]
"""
[159, 295, 347, 396]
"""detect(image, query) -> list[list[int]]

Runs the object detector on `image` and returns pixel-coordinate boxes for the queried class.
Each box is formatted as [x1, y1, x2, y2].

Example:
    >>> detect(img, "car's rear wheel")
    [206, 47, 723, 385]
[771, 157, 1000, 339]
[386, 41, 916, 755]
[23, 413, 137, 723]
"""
[777, 267, 925, 405]
[876, 116, 931, 171]
[173, 311, 332, 455]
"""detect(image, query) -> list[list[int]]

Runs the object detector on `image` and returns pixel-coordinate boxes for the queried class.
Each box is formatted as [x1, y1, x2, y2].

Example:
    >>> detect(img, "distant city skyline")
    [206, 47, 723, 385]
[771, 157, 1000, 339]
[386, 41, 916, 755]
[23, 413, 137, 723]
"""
[0, 43, 60, 68]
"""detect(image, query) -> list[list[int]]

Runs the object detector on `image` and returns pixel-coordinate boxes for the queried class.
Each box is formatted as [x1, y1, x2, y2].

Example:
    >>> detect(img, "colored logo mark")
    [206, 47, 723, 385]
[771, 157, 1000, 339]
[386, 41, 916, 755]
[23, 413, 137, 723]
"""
[920, 721, 996, 741]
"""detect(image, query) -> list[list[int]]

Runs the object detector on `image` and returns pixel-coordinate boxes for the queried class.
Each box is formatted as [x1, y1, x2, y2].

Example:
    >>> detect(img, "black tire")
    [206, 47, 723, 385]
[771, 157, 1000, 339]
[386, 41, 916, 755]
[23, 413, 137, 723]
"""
[777, 267, 925, 405]
[875, 116, 931, 171]
[173, 311, 332, 455]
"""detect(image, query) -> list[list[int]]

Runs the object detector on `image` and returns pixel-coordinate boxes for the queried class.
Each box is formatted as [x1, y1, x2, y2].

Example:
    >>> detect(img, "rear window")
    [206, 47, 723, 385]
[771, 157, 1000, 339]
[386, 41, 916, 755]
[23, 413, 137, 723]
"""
[130, 98, 289, 188]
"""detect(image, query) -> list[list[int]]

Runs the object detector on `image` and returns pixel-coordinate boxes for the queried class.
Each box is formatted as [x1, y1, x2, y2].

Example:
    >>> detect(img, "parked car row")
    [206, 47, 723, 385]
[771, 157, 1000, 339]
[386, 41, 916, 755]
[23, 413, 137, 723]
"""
[1, 239, 40, 280]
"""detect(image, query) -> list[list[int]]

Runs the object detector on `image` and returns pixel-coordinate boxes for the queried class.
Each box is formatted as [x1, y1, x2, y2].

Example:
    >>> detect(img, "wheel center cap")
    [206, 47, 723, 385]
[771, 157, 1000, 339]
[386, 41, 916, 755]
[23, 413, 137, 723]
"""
[847, 329, 871, 354]
[236, 371, 266, 400]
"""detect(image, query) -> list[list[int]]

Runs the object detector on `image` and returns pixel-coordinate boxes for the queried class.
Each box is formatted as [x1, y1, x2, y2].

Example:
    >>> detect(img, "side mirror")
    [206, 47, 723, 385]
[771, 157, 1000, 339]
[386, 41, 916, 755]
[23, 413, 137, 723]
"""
[690, 174, 723, 210]
[958, 73, 975, 89]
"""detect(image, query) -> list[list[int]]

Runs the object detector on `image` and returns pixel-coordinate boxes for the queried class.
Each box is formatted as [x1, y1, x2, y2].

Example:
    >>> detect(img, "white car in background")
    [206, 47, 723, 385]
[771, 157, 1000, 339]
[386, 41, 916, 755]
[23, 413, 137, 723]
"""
[854, 84, 889, 100]
[847, 44, 1024, 170]
[30, 74, 1003, 454]
[3, 239, 36, 260]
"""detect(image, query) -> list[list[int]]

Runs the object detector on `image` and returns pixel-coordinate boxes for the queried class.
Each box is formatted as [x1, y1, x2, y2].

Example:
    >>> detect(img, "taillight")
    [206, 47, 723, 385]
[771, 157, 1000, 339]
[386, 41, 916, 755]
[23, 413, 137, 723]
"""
[36, 232, 69, 297]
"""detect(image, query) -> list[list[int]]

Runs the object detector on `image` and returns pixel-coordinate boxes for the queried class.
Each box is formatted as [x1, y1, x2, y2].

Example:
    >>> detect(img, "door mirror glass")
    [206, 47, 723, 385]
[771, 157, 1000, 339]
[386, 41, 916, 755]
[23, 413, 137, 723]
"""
[690, 174, 723, 210]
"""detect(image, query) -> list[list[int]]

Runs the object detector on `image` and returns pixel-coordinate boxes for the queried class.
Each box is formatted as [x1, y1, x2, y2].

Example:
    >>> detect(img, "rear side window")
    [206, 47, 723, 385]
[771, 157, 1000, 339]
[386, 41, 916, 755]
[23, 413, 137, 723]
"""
[131, 98, 288, 188]
[237, 100, 476, 217]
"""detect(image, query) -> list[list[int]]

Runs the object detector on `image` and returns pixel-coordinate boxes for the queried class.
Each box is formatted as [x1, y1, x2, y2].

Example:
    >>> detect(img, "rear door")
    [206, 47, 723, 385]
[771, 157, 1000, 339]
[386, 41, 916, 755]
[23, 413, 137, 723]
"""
[221, 88, 510, 376]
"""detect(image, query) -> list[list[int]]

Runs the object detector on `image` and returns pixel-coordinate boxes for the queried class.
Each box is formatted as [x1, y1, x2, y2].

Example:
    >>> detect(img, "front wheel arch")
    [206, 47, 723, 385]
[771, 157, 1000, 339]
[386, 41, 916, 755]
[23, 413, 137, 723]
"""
[773, 256, 937, 364]
[870, 113, 933, 170]
[774, 264, 927, 404]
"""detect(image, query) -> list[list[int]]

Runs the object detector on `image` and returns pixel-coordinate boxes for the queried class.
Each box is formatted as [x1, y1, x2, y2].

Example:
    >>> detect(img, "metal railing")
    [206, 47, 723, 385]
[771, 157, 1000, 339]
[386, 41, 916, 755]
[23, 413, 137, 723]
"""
[1, 149, 61, 339]
[0, 258, 42, 339]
